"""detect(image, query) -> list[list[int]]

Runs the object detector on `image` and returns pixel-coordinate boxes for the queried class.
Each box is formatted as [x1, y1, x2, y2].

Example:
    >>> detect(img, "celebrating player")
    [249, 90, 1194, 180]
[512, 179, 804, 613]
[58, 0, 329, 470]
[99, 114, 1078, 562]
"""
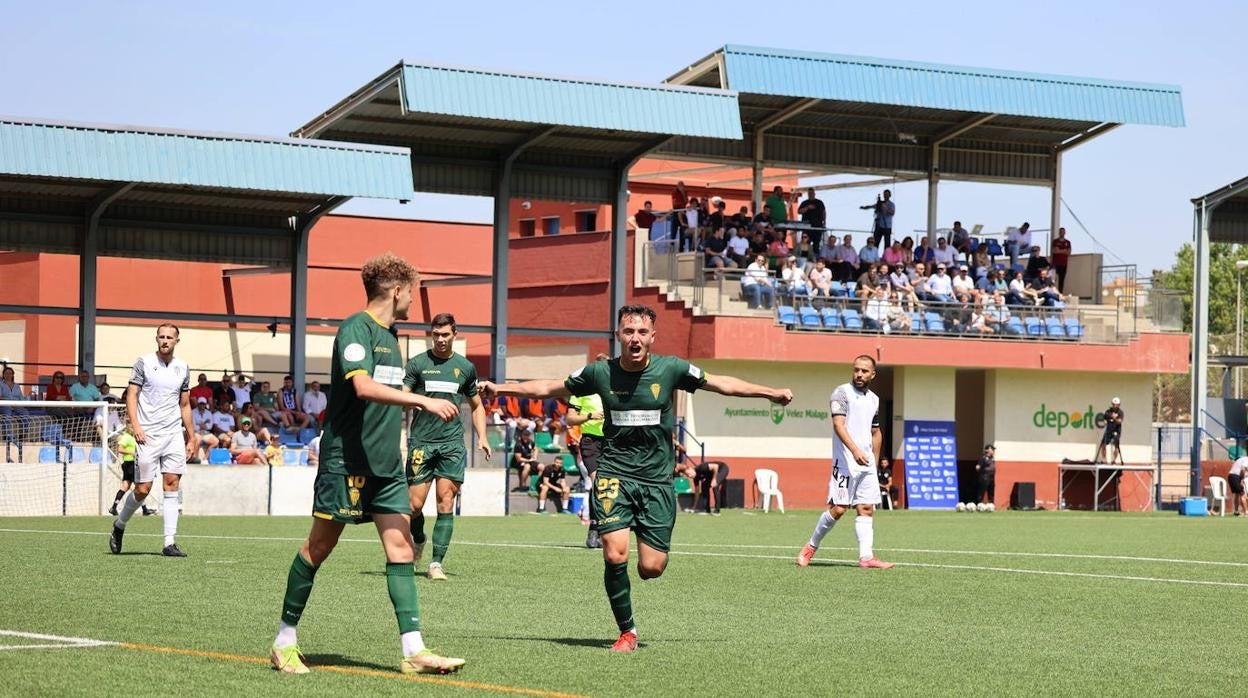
[480, 304, 793, 652]
[269, 253, 465, 676]
[403, 312, 491, 581]
[109, 323, 196, 557]
[797, 355, 895, 570]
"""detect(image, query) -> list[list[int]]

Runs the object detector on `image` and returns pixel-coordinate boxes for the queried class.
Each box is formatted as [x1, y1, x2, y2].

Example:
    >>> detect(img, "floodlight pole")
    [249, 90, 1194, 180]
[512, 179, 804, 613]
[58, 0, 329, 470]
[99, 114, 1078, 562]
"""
[1191, 200, 1211, 496]
[1236, 261, 1248, 398]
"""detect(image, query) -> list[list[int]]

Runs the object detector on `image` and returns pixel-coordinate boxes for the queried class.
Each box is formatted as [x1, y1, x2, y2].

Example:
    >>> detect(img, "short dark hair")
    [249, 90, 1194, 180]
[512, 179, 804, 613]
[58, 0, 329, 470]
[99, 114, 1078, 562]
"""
[617, 304, 657, 326]
[431, 312, 457, 332]
[853, 354, 877, 368]
[643, 200, 652, 206]
[283, 375, 292, 381]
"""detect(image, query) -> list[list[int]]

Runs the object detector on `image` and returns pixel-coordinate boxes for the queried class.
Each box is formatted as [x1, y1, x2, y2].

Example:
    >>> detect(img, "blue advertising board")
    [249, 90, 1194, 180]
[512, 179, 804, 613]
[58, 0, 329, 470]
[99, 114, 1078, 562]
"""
[903, 420, 959, 509]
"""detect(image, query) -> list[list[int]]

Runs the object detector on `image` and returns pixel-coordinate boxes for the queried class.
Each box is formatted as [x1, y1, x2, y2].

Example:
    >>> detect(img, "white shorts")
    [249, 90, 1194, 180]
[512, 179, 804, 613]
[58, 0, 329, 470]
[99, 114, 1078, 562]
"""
[828, 461, 881, 507]
[135, 431, 187, 483]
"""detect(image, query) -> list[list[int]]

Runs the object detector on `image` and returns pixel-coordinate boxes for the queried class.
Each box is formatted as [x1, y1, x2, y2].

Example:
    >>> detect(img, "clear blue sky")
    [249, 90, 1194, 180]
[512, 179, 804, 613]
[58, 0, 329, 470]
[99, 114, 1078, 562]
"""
[2, 0, 1244, 275]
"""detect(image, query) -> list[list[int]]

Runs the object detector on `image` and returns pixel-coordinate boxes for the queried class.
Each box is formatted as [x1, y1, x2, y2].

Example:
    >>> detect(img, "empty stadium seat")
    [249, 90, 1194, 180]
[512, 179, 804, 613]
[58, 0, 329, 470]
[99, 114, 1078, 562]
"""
[841, 308, 863, 330]
[820, 307, 842, 328]
[208, 448, 232, 465]
[908, 312, 925, 333]
[283, 448, 303, 466]
[1063, 317, 1085, 339]
[534, 431, 561, 453]
[778, 305, 797, 325]
[1024, 317, 1044, 337]
[800, 308, 822, 328]
[89, 447, 104, 463]
[1044, 317, 1067, 338]
[987, 240, 1004, 256]
[70, 446, 87, 463]
[673, 476, 694, 496]
[924, 312, 946, 333]
[1004, 317, 1025, 336]
[560, 454, 578, 473]
[38, 446, 58, 463]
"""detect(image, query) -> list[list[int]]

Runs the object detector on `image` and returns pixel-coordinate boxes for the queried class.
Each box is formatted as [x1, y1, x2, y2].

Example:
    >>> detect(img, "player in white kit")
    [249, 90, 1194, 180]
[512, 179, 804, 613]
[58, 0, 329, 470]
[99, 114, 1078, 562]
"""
[109, 323, 197, 557]
[797, 355, 894, 569]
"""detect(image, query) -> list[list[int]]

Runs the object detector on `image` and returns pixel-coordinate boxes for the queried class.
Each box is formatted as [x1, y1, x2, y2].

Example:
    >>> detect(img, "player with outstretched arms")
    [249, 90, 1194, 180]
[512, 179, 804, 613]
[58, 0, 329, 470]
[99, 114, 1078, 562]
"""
[797, 355, 895, 570]
[481, 304, 793, 652]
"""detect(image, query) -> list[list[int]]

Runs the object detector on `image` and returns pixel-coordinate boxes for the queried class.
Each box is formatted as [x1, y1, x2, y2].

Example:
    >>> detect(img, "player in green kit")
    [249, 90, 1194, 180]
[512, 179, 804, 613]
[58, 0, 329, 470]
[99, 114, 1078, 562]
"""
[403, 312, 492, 581]
[270, 253, 466, 676]
[481, 304, 792, 652]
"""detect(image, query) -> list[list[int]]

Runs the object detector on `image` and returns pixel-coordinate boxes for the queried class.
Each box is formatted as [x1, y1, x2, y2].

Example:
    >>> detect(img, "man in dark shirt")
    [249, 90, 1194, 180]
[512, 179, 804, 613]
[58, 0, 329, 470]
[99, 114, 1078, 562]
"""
[1029, 270, 1063, 307]
[703, 227, 735, 269]
[634, 201, 657, 230]
[877, 458, 898, 509]
[537, 459, 569, 513]
[510, 430, 539, 491]
[707, 199, 726, 232]
[1096, 399, 1125, 464]
[749, 231, 768, 256]
[1051, 227, 1072, 292]
[976, 444, 996, 505]
[1024, 246, 1051, 282]
[730, 206, 751, 230]
[798, 188, 826, 228]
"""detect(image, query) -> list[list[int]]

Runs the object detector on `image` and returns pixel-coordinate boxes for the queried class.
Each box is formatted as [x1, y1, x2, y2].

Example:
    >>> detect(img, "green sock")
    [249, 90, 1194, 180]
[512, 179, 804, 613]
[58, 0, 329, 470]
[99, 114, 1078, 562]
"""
[280, 552, 319, 626]
[385, 562, 421, 633]
[431, 513, 454, 564]
[604, 561, 634, 633]
[410, 511, 427, 545]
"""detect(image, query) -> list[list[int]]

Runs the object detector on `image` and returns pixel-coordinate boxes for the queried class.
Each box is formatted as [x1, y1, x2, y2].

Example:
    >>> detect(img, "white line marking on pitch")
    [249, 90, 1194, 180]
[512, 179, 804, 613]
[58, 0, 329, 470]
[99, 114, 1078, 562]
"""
[0, 630, 115, 651]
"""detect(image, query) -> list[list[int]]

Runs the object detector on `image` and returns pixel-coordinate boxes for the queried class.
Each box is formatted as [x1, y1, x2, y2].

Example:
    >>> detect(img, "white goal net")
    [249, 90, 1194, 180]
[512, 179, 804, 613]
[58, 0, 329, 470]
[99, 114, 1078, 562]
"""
[0, 400, 128, 516]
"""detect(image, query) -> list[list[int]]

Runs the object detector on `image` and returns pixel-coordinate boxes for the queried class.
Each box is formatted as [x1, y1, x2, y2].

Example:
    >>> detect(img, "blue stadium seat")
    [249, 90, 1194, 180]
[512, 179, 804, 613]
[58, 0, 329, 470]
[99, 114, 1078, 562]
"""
[908, 312, 925, 333]
[778, 305, 797, 325]
[800, 308, 822, 328]
[299, 449, 310, 465]
[298, 427, 318, 445]
[987, 240, 1003, 256]
[278, 430, 303, 447]
[969, 237, 980, 249]
[38, 446, 58, 463]
[1045, 317, 1067, 338]
[89, 447, 104, 463]
[1010, 263, 1025, 274]
[820, 307, 841, 329]
[1064, 317, 1085, 339]
[829, 281, 847, 297]
[845, 281, 857, 295]
[923, 312, 946, 333]
[283, 448, 303, 466]
[841, 308, 863, 330]
[1024, 317, 1044, 337]
[70, 446, 87, 463]
[1004, 317, 1025, 336]
[208, 448, 232, 465]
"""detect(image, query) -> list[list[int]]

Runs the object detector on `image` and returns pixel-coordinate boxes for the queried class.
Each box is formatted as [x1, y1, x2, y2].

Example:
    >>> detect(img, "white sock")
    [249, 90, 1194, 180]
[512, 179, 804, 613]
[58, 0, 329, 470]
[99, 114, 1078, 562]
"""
[163, 492, 180, 546]
[275, 621, 298, 648]
[538, 501, 546, 512]
[401, 631, 425, 657]
[855, 515, 874, 560]
[116, 490, 142, 528]
[807, 511, 837, 549]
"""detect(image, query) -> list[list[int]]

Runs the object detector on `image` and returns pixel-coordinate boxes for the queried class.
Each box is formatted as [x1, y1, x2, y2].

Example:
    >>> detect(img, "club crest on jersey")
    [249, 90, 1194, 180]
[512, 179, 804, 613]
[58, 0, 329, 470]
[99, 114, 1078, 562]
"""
[650, 383, 661, 399]
[454, 368, 461, 378]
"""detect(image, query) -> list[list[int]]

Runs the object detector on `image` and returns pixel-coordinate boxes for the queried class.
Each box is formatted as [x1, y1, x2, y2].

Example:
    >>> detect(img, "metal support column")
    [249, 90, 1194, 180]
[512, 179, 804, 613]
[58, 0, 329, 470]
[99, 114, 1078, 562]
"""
[290, 197, 347, 393]
[751, 131, 764, 215]
[1049, 150, 1063, 251]
[926, 145, 939, 248]
[1190, 202, 1210, 496]
[609, 167, 629, 354]
[491, 167, 512, 383]
[79, 182, 134, 375]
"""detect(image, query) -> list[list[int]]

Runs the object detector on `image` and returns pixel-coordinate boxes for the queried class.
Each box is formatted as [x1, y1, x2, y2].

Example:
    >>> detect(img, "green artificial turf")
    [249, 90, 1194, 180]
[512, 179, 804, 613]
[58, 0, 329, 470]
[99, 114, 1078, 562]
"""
[0, 509, 1244, 696]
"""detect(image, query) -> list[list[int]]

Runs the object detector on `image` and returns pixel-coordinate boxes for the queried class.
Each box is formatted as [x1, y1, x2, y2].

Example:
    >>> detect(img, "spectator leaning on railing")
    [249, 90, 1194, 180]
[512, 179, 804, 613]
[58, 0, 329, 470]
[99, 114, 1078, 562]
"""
[70, 370, 101, 402]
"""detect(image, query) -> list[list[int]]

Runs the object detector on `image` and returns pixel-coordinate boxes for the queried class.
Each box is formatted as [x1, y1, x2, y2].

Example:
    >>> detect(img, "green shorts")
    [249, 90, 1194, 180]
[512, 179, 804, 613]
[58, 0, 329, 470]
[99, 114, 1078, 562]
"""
[590, 475, 676, 553]
[312, 468, 410, 524]
[406, 440, 467, 486]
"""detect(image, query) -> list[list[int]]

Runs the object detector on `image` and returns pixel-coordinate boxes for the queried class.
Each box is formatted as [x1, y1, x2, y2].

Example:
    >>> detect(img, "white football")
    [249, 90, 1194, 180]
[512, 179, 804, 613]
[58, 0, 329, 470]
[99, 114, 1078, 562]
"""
[966, 502, 978, 512]
[986, 503, 996, 512]
[955, 502, 966, 512]
[976, 503, 988, 512]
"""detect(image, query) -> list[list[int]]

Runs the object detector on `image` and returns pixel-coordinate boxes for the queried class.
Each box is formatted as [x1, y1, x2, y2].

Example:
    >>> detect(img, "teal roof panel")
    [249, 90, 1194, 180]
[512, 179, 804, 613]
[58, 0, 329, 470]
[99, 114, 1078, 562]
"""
[0, 118, 414, 199]
[400, 63, 742, 139]
[718, 45, 1185, 127]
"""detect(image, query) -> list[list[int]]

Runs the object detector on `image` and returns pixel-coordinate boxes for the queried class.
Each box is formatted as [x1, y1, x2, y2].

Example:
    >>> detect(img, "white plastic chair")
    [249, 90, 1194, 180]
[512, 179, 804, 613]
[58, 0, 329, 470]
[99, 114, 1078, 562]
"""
[1209, 476, 1229, 517]
[754, 469, 785, 514]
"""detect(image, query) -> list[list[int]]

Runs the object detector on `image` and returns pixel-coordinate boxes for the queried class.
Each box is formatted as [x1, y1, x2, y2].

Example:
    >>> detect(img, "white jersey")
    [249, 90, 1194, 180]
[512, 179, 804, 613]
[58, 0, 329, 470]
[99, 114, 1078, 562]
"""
[1230, 457, 1248, 478]
[829, 382, 879, 473]
[128, 352, 190, 437]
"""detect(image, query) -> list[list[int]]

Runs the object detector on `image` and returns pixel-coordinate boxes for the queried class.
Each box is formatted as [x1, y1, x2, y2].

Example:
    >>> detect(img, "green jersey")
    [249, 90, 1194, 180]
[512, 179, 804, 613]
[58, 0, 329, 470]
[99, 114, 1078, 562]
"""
[403, 350, 478, 445]
[568, 393, 604, 437]
[255, 391, 276, 409]
[116, 432, 137, 463]
[564, 354, 706, 486]
[320, 310, 405, 478]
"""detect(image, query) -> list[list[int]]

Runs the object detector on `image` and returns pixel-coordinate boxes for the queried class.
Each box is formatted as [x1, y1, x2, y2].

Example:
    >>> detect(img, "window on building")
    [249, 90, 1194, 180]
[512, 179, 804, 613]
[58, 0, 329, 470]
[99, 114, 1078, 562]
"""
[518, 219, 536, 237]
[574, 210, 598, 232]
[542, 216, 560, 235]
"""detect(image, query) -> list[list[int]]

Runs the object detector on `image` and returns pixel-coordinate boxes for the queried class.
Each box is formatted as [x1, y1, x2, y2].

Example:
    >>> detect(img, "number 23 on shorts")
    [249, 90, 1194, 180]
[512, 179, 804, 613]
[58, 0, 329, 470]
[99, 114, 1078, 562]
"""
[596, 477, 620, 512]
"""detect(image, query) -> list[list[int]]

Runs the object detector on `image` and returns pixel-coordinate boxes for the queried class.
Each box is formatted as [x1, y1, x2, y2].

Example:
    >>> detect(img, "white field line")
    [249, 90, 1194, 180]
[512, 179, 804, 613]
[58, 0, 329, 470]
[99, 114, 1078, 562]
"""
[3, 527, 1248, 589]
[0, 629, 115, 651]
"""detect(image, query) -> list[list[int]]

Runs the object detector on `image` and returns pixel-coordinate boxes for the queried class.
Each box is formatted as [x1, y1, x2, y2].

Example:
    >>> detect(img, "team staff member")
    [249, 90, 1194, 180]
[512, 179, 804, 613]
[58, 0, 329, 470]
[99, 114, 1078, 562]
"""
[1229, 455, 1248, 516]
[403, 312, 491, 582]
[269, 253, 464, 676]
[1095, 397, 1125, 465]
[481, 304, 792, 653]
[977, 445, 996, 506]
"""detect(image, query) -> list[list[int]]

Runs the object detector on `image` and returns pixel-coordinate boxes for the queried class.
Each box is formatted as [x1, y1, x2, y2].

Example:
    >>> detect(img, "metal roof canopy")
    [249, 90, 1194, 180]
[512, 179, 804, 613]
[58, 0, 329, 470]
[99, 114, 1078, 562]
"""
[1188, 176, 1248, 495]
[663, 45, 1185, 245]
[0, 116, 414, 387]
[294, 61, 743, 381]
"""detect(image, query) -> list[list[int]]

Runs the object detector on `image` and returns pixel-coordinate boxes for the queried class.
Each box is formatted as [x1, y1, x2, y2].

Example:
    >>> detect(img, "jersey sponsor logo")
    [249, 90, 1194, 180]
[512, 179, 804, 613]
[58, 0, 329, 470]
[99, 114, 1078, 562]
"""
[373, 346, 392, 353]
[424, 380, 459, 394]
[372, 365, 404, 386]
[650, 383, 661, 399]
[343, 343, 366, 362]
[610, 409, 660, 426]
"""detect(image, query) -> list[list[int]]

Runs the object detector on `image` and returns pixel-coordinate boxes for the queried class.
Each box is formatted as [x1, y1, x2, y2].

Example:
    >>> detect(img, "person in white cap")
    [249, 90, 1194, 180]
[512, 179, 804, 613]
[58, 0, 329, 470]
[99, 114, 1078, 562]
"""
[1095, 397, 1125, 464]
[191, 396, 219, 462]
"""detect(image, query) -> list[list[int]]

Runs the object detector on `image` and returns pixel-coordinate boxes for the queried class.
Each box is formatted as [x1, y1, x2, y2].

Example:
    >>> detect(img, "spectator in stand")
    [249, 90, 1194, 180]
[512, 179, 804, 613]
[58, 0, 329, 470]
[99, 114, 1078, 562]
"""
[856, 264, 883, 299]
[1051, 227, 1072, 292]
[301, 380, 327, 426]
[794, 231, 816, 267]
[987, 268, 1010, 296]
[671, 181, 687, 213]
[536, 458, 570, 514]
[253, 380, 280, 429]
[751, 207, 772, 231]
[888, 264, 919, 310]
[927, 264, 955, 303]
[967, 298, 995, 334]
[211, 399, 236, 449]
[913, 237, 936, 266]
[230, 416, 267, 465]
[70, 370, 101, 402]
[727, 227, 751, 268]
[931, 237, 957, 268]
[858, 236, 880, 273]
[1007, 222, 1032, 267]
[972, 243, 992, 279]
[878, 458, 899, 509]
[899, 236, 915, 266]
[863, 286, 891, 332]
[886, 290, 913, 332]
[780, 256, 809, 299]
[765, 185, 789, 224]
[239, 402, 275, 444]
[680, 198, 699, 252]
[798, 188, 826, 229]
[977, 444, 996, 505]
[911, 262, 934, 302]
[191, 397, 220, 460]
[742, 254, 776, 310]
[1007, 270, 1032, 306]
[189, 373, 213, 405]
[950, 222, 972, 255]
[44, 371, 72, 422]
[767, 234, 790, 259]
[542, 398, 568, 447]
[730, 205, 751, 231]
[983, 292, 1010, 332]
[1, 365, 29, 461]
[635, 201, 657, 231]
[1031, 269, 1065, 307]
[976, 266, 997, 294]
[952, 265, 978, 303]
[213, 371, 234, 407]
[834, 235, 859, 282]
[882, 240, 904, 267]
[702, 226, 735, 270]
[1024, 246, 1050, 283]
[861, 189, 895, 248]
[276, 375, 312, 431]
[807, 258, 834, 297]
[707, 198, 726, 232]
[749, 230, 768, 256]
[230, 374, 252, 407]
[510, 429, 540, 491]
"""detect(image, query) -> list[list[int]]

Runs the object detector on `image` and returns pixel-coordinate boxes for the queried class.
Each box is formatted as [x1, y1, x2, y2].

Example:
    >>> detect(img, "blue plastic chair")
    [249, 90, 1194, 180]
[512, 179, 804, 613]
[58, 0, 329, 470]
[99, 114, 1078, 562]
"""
[820, 307, 840, 327]
[841, 308, 864, 330]
[829, 281, 847, 298]
[908, 312, 925, 333]
[1004, 318, 1025, 336]
[89, 447, 104, 463]
[70, 446, 87, 463]
[1064, 317, 1084, 339]
[800, 308, 822, 328]
[299, 449, 310, 465]
[987, 240, 1004, 257]
[208, 448, 232, 465]
[283, 448, 303, 466]
[1024, 317, 1044, 337]
[38, 446, 58, 463]
[1045, 318, 1067, 338]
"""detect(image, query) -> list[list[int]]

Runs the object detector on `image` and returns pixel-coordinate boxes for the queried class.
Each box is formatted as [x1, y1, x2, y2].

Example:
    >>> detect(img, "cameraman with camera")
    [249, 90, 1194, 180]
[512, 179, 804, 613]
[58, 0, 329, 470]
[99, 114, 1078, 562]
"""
[1094, 397, 1125, 465]
[860, 189, 896, 248]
